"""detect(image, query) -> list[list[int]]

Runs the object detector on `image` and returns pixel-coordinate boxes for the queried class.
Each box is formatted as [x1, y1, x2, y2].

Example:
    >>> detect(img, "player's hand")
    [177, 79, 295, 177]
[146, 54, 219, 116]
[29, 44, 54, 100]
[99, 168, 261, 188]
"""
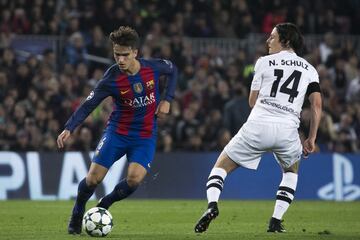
[57, 129, 71, 149]
[155, 100, 170, 117]
[302, 138, 315, 158]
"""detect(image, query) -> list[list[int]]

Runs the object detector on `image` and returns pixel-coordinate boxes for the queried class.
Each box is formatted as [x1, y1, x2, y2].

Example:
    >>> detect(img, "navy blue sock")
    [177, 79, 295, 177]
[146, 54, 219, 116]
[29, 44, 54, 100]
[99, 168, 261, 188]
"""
[97, 178, 138, 209]
[72, 178, 96, 216]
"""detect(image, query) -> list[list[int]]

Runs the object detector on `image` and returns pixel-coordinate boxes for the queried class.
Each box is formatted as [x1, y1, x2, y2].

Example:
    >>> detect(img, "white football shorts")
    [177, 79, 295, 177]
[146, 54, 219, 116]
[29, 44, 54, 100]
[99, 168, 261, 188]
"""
[223, 120, 302, 170]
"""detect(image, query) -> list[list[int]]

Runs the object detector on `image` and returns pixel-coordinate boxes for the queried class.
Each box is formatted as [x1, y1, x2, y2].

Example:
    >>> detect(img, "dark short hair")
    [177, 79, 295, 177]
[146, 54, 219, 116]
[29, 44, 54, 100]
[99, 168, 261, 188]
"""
[275, 23, 304, 54]
[109, 26, 140, 49]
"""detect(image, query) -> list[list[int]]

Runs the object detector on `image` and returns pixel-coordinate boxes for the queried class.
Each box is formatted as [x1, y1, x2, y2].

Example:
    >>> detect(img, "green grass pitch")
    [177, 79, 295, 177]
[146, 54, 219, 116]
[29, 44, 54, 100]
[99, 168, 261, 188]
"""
[1, 200, 359, 240]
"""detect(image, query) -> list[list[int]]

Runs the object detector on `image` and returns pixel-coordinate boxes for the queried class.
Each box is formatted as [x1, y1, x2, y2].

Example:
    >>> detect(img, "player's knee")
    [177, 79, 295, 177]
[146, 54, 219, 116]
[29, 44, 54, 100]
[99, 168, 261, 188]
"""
[284, 161, 299, 173]
[126, 175, 142, 188]
[86, 175, 102, 187]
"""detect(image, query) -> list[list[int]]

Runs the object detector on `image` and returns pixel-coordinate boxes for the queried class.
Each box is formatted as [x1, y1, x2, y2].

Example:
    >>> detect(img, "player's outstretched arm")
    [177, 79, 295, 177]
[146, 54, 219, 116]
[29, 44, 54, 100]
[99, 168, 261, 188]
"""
[303, 92, 322, 156]
[57, 129, 71, 149]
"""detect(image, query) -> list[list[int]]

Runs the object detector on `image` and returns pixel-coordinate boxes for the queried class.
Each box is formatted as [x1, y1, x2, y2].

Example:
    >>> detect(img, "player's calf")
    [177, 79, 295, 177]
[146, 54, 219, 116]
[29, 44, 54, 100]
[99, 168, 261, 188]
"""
[96, 179, 138, 210]
[67, 178, 96, 234]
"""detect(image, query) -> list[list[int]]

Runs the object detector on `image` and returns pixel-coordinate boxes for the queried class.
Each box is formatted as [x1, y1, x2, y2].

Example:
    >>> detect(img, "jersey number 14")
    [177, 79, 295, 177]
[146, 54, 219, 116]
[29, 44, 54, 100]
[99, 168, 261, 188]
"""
[270, 69, 302, 103]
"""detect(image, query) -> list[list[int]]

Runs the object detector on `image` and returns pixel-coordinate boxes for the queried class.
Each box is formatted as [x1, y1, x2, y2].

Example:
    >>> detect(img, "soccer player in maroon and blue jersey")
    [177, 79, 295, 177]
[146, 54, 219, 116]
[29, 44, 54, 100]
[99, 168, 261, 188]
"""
[57, 26, 177, 235]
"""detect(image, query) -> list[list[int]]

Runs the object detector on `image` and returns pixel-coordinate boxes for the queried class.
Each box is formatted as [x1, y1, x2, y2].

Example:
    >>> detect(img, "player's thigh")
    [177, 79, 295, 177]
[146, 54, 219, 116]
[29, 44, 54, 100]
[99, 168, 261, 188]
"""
[92, 131, 127, 169]
[273, 127, 302, 169]
[214, 151, 239, 174]
[127, 137, 156, 172]
[224, 123, 265, 170]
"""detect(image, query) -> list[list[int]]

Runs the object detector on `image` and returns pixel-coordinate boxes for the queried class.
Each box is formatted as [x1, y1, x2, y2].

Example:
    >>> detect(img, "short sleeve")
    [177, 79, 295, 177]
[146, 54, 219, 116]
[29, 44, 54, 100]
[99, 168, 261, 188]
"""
[309, 66, 320, 84]
[251, 57, 264, 91]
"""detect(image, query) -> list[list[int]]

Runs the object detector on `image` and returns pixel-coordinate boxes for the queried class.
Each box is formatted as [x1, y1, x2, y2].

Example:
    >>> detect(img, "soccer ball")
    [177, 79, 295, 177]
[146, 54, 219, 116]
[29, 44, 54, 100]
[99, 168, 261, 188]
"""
[82, 207, 113, 237]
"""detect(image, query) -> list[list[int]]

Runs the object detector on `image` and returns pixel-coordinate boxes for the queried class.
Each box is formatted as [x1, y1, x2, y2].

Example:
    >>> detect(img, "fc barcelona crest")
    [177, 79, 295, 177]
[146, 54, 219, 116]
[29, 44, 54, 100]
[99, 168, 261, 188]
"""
[133, 83, 143, 93]
[146, 79, 154, 90]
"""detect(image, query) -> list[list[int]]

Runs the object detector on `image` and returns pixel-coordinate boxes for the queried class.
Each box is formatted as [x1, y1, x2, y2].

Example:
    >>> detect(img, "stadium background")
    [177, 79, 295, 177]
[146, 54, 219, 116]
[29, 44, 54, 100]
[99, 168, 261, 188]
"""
[0, 0, 359, 202]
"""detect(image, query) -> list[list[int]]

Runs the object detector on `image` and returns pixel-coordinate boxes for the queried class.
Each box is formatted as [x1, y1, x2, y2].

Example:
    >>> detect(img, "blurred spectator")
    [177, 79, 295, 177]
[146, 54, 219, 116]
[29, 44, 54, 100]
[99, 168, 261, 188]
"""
[333, 113, 358, 152]
[13, 129, 33, 151]
[0, 71, 9, 101]
[319, 32, 335, 64]
[329, 58, 347, 101]
[15, 63, 32, 100]
[175, 107, 200, 148]
[223, 85, 251, 136]
[71, 127, 94, 151]
[1, 48, 17, 75]
[317, 9, 338, 33]
[344, 54, 358, 82]
[42, 49, 57, 70]
[262, 6, 287, 34]
[346, 68, 360, 103]
[210, 80, 231, 111]
[65, 32, 88, 65]
[12, 8, 30, 34]
[87, 25, 109, 70]
[317, 111, 337, 151]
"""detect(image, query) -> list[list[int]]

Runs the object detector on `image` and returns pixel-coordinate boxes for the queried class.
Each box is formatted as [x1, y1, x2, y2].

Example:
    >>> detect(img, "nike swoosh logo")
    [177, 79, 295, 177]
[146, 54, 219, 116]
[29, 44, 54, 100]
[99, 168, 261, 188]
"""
[120, 89, 130, 95]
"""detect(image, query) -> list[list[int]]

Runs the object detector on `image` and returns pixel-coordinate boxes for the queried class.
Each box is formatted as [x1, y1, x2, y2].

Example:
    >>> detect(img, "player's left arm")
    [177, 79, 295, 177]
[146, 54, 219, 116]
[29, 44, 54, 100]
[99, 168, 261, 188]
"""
[154, 59, 178, 115]
[303, 67, 322, 156]
[303, 82, 322, 156]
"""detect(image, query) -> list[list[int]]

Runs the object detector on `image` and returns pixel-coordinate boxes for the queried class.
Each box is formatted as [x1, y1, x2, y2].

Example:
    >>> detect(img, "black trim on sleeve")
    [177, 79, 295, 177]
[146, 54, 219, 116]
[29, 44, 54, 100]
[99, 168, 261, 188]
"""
[306, 82, 321, 96]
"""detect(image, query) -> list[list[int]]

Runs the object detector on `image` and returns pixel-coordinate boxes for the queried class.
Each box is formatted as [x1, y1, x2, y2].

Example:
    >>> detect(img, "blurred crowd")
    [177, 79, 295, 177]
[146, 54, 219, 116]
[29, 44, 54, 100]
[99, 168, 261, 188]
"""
[0, 0, 359, 153]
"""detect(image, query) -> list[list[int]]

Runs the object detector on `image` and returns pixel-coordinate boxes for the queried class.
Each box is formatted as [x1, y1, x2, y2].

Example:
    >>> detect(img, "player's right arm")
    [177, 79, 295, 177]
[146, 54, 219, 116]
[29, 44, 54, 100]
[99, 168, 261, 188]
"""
[249, 91, 259, 108]
[57, 71, 113, 148]
[57, 129, 71, 148]
[303, 88, 322, 156]
[249, 57, 264, 108]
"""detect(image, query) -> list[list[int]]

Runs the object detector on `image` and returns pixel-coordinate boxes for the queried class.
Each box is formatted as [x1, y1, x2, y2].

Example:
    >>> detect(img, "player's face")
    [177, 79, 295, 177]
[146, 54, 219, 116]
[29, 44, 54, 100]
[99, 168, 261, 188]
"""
[113, 44, 138, 71]
[266, 28, 282, 54]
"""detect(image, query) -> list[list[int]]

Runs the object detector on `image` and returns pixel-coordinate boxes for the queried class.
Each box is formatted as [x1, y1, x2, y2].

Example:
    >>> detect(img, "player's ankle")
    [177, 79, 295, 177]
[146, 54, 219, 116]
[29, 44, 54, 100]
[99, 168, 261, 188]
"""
[208, 201, 218, 209]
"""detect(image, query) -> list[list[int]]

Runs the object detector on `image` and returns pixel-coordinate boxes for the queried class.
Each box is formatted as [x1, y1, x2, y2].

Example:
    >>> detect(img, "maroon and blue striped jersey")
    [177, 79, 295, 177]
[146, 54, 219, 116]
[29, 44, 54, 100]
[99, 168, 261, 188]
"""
[64, 58, 177, 138]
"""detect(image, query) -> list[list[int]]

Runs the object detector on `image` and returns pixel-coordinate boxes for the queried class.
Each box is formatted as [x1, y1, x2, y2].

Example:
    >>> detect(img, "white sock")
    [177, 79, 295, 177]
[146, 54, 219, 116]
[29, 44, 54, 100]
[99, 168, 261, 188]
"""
[206, 167, 227, 204]
[272, 172, 298, 220]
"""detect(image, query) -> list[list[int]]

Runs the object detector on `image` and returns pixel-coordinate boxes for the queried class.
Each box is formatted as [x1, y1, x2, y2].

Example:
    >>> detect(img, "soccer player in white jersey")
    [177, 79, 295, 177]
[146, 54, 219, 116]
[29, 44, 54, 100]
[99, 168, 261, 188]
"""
[194, 23, 322, 233]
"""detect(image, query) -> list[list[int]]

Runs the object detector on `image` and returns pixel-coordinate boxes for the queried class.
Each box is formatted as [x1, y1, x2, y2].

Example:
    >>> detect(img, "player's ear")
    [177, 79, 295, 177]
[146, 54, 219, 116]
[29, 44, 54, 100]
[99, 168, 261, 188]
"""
[133, 49, 138, 57]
